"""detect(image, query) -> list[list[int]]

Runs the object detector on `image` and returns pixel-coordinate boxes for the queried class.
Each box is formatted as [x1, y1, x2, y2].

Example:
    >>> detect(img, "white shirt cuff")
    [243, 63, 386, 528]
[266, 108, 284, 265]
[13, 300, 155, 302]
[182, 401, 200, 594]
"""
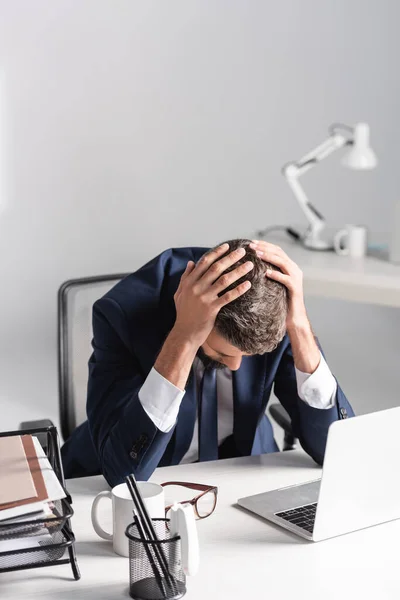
[138, 367, 185, 433]
[295, 353, 337, 409]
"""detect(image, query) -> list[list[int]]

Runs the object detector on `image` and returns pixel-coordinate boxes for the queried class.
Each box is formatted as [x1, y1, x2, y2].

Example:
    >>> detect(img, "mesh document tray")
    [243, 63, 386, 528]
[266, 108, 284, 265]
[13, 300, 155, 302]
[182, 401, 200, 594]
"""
[0, 528, 75, 573]
[0, 427, 80, 580]
[0, 498, 73, 540]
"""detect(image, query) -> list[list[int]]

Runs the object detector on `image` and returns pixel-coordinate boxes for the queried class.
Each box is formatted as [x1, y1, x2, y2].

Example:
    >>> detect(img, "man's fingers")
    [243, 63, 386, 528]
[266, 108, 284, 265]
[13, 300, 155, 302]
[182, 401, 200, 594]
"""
[216, 280, 251, 308]
[256, 250, 293, 275]
[200, 247, 247, 287]
[265, 268, 291, 288]
[250, 240, 291, 262]
[180, 260, 195, 280]
[251, 240, 284, 254]
[211, 260, 254, 294]
[191, 243, 230, 280]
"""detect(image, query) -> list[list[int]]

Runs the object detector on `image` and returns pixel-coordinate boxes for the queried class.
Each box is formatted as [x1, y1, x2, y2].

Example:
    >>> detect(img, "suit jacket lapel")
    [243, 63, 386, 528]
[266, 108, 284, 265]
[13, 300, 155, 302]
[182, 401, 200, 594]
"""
[232, 354, 269, 456]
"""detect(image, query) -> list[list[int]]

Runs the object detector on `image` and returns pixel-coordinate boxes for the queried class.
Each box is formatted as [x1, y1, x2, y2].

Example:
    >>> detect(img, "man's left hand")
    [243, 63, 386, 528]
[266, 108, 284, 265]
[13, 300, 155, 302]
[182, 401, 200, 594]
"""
[250, 239, 320, 373]
[249, 240, 307, 329]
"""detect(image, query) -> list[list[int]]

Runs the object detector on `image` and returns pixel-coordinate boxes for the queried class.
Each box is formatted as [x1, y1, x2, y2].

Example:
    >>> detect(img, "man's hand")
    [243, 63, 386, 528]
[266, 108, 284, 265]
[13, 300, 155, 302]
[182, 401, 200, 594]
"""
[249, 240, 307, 328]
[154, 243, 253, 390]
[173, 243, 254, 347]
[250, 240, 320, 374]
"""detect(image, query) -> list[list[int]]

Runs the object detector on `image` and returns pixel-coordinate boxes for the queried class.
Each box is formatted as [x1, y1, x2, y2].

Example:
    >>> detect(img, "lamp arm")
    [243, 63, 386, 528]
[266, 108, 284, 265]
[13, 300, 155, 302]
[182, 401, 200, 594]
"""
[292, 133, 348, 175]
[285, 175, 324, 229]
[282, 133, 348, 249]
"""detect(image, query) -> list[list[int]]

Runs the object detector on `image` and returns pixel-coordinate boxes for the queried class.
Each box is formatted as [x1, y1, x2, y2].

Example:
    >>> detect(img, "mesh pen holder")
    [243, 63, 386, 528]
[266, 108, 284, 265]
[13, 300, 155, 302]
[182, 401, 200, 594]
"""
[125, 518, 186, 600]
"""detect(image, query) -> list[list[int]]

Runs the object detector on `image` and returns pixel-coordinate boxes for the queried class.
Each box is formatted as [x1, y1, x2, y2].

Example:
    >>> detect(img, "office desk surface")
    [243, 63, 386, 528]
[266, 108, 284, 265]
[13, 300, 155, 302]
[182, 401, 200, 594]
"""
[265, 234, 400, 307]
[1, 451, 399, 600]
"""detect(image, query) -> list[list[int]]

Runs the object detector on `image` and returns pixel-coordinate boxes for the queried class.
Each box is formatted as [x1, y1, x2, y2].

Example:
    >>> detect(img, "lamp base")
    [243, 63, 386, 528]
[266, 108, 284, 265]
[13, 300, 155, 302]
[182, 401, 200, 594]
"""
[303, 237, 333, 251]
[302, 227, 333, 251]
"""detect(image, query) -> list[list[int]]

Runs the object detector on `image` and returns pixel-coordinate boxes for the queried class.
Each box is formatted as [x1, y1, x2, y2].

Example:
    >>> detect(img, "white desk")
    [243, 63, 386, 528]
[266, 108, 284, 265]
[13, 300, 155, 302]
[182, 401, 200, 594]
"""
[267, 234, 400, 307]
[1, 451, 400, 599]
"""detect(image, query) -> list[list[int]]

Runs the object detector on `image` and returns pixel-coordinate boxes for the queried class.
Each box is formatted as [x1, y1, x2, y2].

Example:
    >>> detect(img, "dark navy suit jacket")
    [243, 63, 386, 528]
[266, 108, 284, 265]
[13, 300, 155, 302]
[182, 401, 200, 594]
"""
[61, 246, 354, 487]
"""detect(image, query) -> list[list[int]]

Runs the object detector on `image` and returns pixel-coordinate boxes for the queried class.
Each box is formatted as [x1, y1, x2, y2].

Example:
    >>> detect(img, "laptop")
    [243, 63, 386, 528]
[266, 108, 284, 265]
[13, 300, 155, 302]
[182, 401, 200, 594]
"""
[237, 406, 400, 542]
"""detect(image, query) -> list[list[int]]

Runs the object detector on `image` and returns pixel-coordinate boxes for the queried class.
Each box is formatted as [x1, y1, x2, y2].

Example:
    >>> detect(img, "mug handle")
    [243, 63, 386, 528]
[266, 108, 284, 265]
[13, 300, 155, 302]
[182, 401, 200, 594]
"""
[334, 229, 349, 255]
[91, 490, 113, 541]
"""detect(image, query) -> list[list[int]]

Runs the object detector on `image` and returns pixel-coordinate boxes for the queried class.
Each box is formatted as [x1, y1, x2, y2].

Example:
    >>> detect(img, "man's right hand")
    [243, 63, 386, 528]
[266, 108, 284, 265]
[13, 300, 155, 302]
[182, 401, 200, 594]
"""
[172, 243, 254, 348]
[153, 243, 253, 390]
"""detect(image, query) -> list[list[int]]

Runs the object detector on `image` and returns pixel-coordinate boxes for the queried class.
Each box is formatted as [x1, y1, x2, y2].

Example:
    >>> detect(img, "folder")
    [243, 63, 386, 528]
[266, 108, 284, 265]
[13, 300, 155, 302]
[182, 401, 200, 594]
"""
[0, 436, 37, 505]
[0, 436, 66, 522]
[0, 436, 47, 511]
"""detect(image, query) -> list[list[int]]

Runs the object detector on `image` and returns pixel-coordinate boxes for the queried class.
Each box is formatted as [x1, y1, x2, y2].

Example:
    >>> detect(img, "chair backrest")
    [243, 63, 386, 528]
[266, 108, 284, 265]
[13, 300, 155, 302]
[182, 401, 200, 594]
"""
[58, 274, 130, 441]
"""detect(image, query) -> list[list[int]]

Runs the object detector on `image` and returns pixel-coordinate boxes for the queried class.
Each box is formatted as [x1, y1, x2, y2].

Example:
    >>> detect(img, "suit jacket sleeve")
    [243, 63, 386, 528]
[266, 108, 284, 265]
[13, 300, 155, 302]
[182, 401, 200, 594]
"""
[273, 340, 354, 464]
[86, 297, 175, 487]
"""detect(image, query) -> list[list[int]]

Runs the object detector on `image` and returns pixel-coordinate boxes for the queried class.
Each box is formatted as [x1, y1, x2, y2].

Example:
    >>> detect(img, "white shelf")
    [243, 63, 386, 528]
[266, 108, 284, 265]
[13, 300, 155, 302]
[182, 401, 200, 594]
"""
[263, 233, 400, 307]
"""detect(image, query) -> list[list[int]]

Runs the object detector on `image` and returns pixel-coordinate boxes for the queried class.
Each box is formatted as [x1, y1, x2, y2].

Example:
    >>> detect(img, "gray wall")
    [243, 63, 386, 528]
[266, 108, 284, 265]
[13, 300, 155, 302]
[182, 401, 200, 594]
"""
[0, 0, 398, 432]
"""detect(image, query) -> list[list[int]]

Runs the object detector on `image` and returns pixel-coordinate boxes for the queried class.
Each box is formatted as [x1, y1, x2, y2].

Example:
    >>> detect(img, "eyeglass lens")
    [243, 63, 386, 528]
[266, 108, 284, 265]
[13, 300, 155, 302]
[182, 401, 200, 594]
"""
[165, 490, 216, 521]
[196, 490, 216, 518]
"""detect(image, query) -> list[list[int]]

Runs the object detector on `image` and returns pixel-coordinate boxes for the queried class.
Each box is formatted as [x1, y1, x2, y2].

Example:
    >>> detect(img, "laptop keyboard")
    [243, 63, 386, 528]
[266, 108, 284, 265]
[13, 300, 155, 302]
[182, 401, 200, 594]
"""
[275, 502, 317, 533]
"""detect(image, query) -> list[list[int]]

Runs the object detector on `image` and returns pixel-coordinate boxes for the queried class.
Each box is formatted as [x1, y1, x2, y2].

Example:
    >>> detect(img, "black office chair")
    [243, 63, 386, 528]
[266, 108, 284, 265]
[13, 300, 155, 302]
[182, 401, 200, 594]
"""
[268, 403, 297, 451]
[21, 273, 296, 452]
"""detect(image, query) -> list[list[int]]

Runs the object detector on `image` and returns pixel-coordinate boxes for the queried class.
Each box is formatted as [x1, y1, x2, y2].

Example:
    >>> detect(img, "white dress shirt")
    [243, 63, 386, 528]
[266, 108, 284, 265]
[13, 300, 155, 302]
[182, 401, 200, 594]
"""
[138, 352, 337, 464]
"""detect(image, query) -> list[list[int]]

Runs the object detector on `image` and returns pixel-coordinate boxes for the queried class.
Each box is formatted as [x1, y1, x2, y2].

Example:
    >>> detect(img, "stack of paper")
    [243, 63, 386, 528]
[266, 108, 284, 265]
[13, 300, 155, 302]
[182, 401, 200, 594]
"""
[0, 434, 70, 569]
[0, 436, 37, 504]
[0, 435, 66, 524]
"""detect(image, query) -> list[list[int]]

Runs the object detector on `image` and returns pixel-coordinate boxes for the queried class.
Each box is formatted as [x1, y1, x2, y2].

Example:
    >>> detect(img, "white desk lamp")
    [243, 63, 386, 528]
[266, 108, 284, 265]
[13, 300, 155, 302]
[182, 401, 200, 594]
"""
[282, 123, 378, 250]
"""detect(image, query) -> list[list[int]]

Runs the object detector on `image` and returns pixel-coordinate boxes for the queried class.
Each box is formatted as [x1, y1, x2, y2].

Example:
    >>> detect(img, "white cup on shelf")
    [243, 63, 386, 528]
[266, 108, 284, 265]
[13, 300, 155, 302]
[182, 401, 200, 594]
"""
[333, 224, 368, 258]
[390, 202, 400, 264]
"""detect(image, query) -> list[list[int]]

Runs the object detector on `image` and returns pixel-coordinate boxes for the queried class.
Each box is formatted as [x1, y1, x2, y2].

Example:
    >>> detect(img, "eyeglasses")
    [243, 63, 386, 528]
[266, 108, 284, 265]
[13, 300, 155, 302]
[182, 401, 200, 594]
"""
[161, 481, 218, 526]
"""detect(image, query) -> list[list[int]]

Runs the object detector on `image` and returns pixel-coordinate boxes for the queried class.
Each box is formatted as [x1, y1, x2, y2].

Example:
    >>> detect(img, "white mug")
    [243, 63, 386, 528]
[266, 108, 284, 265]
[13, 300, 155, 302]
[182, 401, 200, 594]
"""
[334, 224, 368, 258]
[91, 481, 165, 557]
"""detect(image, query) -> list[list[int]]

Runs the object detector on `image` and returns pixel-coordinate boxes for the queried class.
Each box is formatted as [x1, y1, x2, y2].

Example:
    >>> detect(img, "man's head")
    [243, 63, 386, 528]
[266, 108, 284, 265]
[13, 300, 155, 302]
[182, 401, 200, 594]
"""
[198, 238, 288, 371]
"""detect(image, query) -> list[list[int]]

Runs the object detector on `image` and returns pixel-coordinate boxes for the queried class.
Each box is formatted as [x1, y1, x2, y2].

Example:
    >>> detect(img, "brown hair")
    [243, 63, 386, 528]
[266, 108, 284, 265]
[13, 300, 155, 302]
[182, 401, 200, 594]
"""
[211, 238, 288, 354]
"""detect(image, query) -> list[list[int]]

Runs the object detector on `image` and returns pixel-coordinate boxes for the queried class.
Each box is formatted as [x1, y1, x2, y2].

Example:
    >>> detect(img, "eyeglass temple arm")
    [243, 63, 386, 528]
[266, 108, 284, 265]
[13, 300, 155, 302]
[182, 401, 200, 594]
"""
[161, 481, 216, 492]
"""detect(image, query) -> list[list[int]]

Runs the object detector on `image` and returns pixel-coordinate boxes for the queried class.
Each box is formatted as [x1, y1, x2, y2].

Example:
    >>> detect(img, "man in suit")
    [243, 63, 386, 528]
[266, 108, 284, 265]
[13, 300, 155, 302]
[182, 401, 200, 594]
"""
[61, 238, 354, 486]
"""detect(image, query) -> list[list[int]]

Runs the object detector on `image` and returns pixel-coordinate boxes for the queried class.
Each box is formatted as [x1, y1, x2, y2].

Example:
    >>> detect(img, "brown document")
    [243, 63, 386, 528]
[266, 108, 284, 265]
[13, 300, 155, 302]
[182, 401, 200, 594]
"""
[0, 436, 37, 504]
[0, 436, 48, 511]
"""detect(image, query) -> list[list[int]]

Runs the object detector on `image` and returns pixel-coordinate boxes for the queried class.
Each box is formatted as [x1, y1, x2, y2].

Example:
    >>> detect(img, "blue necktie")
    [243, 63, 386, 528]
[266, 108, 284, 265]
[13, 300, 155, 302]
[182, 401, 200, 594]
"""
[198, 368, 218, 462]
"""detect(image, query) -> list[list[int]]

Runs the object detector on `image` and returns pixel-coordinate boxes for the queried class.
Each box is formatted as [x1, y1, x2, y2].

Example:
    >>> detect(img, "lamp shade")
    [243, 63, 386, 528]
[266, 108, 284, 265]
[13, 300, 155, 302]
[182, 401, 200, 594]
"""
[341, 122, 377, 170]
